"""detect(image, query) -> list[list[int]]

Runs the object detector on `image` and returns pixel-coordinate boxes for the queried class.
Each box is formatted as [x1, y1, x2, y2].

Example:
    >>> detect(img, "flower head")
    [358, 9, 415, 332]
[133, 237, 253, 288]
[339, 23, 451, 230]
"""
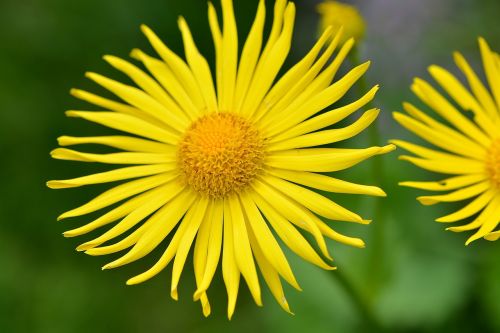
[393, 38, 500, 245]
[316, 0, 366, 45]
[48, 0, 392, 318]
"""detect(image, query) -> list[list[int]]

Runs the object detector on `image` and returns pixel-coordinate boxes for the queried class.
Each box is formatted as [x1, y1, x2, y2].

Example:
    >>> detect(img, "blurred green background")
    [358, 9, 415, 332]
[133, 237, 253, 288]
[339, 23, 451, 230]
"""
[1, 0, 500, 332]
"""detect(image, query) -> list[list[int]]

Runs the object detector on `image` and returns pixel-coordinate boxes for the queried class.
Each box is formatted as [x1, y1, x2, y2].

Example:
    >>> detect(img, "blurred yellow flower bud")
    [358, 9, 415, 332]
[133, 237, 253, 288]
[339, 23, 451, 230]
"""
[317, 1, 366, 44]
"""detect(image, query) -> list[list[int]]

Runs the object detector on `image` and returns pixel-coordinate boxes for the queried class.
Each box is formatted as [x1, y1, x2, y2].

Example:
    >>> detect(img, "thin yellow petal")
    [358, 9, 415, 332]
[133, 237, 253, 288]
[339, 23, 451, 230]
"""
[67, 110, 179, 144]
[411, 78, 490, 147]
[222, 197, 240, 320]
[269, 85, 379, 143]
[478, 37, 500, 112]
[393, 111, 485, 160]
[436, 188, 497, 223]
[417, 181, 490, 205]
[57, 135, 172, 153]
[266, 61, 370, 138]
[251, 179, 332, 260]
[140, 24, 206, 108]
[57, 173, 176, 220]
[171, 197, 209, 300]
[261, 175, 363, 223]
[265, 167, 386, 196]
[70, 88, 163, 126]
[228, 195, 262, 306]
[101, 189, 195, 269]
[399, 155, 484, 175]
[399, 174, 486, 192]
[103, 55, 188, 119]
[247, 222, 294, 314]
[240, 191, 300, 290]
[465, 195, 500, 244]
[130, 49, 200, 120]
[234, 0, 266, 109]
[47, 164, 172, 189]
[266, 145, 395, 172]
[77, 181, 184, 251]
[251, 191, 335, 270]
[177, 17, 218, 112]
[194, 200, 223, 301]
[85, 72, 188, 131]
[267, 108, 379, 151]
[241, 3, 296, 118]
[51, 148, 175, 165]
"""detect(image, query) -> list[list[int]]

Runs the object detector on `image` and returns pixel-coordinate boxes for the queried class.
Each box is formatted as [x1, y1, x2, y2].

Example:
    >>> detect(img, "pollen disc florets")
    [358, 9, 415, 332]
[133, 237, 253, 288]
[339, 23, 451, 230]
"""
[178, 112, 265, 198]
[487, 138, 500, 187]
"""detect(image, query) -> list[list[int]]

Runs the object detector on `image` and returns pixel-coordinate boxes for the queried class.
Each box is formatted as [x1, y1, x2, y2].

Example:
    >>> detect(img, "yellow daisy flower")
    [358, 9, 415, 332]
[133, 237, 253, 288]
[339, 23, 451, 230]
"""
[316, 0, 366, 45]
[393, 38, 500, 245]
[48, 0, 393, 318]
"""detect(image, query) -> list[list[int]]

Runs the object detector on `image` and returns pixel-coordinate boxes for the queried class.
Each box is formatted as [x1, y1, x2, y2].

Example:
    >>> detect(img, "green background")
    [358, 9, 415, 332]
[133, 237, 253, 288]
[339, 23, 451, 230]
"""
[1, 0, 500, 332]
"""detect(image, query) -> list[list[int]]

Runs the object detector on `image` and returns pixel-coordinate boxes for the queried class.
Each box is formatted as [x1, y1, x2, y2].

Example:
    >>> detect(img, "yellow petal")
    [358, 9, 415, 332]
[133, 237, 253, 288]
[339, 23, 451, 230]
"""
[251, 191, 335, 270]
[77, 181, 184, 251]
[478, 37, 500, 112]
[241, 3, 296, 118]
[266, 145, 395, 172]
[399, 155, 484, 175]
[63, 188, 154, 237]
[177, 17, 218, 112]
[454, 51, 499, 120]
[101, 189, 195, 269]
[464, 195, 500, 244]
[247, 221, 294, 314]
[267, 108, 379, 151]
[417, 181, 490, 205]
[255, 27, 343, 125]
[269, 85, 379, 143]
[103, 55, 188, 119]
[265, 167, 386, 196]
[228, 195, 262, 306]
[57, 173, 176, 220]
[85, 72, 188, 131]
[222, 197, 240, 320]
[411, 78, 490, 147]
[67, 110, 180, 145]
[51, 148, 175, 165]
[261, 175, 363, 223]
[70, 88, 163, 126]
[194, 199, 224, 301]
[234, 0, 266, 110]
[140, 24, 206, 109]
[266, 60, 369, 138]
[436, 188, 497, 223]
[393, 111, 485, 160]
[399, 174, 486, 192]
[240, 191, 300, 290]
[57, 135, 172, 153]
[47, 164, 172, 189]
[251, 179, 331, 260]
[130, 49, 200, 120]
[171, 197, 209, 300]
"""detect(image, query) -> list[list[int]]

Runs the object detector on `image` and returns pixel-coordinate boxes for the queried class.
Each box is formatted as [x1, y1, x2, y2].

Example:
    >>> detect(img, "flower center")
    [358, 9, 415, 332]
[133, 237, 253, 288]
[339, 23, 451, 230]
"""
[178, 112, 265, 198]
[487, 138, 500, 187]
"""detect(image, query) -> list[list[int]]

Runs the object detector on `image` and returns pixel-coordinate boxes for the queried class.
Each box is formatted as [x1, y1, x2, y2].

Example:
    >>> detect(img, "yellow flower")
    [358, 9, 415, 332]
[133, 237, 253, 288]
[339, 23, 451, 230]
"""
[48, 0, 393, 318]
[316, 0, 366, 44]
[393, 38, 500, 245]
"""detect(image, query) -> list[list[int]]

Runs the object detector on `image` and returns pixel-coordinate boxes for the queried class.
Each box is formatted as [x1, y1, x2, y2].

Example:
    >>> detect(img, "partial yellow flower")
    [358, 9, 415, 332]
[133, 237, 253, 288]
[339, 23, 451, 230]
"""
[393, 38, 500, 245]
[317, 0, 366, 44]
[48, 0, 393, 318]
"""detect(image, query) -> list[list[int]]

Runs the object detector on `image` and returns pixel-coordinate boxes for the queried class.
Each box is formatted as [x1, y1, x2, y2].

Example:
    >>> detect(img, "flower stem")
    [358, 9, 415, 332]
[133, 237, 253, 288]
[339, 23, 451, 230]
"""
[349, 46, 387, 296]
[330, 269, 383, 331]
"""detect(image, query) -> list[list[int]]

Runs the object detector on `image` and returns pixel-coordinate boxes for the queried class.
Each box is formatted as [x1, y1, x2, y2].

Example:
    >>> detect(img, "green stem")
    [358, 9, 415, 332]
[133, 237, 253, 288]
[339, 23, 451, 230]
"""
[330, 269, 383, 331]
[349, 47, 387, 296]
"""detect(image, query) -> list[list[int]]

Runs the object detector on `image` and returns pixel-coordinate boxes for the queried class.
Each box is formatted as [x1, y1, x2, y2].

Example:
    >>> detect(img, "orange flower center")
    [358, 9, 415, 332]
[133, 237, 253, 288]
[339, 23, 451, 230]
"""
[487, 138, 500, 187]
[178, 112, 265, 198]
